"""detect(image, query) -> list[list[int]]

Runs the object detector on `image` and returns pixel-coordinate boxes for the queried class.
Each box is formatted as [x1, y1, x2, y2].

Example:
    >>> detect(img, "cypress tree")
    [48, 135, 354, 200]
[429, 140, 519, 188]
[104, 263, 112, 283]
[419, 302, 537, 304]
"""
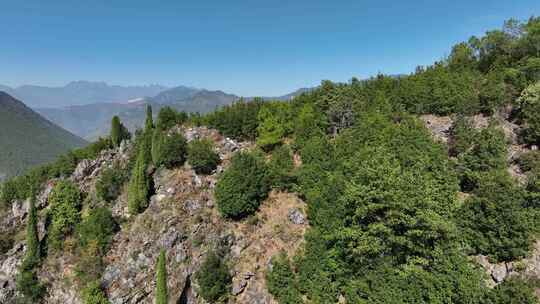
[111, 116, 122, 147]
[145, 105, 154, 132]
[151, 128, 165, 167]
[128, 148, 149, 215]
[156, 249, 168, 304]
[23, 195, 39, 270]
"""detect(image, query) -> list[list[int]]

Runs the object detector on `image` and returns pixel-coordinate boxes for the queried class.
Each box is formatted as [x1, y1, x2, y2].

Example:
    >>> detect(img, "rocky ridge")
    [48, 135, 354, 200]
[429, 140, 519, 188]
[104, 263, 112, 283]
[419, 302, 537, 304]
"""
[0, 126, 309, 304]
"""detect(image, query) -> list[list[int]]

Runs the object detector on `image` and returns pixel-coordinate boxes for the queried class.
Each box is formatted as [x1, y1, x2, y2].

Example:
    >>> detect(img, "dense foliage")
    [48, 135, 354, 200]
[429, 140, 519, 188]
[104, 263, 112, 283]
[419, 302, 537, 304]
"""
[152, 132, 187, 169]
[204, 98, 264, 140]
[517, 82, 540, 145]
[215, 151, 269, 219]
[95, 165, 128, 203]
[195, 251, 231, 303]
[187, 139, 220, 174]
[77, 207, 116, 252]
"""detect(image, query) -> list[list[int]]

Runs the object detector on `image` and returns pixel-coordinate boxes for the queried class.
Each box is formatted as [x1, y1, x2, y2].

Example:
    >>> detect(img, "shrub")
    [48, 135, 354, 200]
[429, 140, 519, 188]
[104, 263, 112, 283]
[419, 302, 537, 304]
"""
[266, 252, 302, 304]
[160, 133, 187, 169]
[215, 152, 269, 219]
[156, 106, 188, 131]
[95, 165, 127, 203]
[518, 150, 540, 172]
[82, 280, 110, 304]
[487, 278, 538, 304]
[187, 139, 220, 174]
[457, 171, 534, 262]
[267, 145, 296, 191]
[48, 180, 82, 250]
[196, 251, 231, 303]
[16, 269, 45, 303]
[77, 207, 116, 252]
[153, 131, 187, 169]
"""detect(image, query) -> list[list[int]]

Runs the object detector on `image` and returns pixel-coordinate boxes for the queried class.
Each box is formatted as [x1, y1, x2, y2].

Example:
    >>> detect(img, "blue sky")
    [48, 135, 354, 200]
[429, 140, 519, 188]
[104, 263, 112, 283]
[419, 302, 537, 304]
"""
[1, 0, 539, 96]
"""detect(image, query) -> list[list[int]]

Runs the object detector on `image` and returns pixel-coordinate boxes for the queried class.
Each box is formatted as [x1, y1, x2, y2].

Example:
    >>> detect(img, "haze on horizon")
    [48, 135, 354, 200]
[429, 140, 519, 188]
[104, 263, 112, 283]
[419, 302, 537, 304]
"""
[1, 0, 539, 96]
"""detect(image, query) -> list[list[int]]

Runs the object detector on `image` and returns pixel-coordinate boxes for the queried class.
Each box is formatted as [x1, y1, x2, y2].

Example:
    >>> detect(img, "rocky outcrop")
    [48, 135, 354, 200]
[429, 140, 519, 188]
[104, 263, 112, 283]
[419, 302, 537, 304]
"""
[0, 128, 307, 304]
[474, 241, 540, 289]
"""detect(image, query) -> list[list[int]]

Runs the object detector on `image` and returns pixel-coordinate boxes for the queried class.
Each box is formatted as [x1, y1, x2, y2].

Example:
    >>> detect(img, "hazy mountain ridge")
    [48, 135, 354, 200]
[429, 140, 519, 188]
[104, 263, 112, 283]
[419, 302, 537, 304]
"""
[0, 81, 168, 108]
[36, 85, 311, 140]
[0, 92, 87, 181]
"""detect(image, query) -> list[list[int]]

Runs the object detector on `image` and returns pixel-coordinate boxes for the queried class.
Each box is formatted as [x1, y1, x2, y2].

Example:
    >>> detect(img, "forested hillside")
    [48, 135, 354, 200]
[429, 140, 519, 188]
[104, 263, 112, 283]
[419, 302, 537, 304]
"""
[0, 92, 87, 181]
[1, 16, 540, 304]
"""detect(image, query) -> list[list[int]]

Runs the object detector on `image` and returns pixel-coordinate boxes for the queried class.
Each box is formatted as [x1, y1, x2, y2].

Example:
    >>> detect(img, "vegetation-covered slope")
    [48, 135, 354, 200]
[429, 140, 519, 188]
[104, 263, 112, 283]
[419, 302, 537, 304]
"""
[0, 92, 87, 181]
[1, 15, 540, 304]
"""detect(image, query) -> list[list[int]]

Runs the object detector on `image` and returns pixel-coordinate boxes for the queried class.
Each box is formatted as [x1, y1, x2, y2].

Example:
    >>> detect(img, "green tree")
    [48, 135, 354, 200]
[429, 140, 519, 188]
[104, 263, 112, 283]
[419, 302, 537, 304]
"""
[215, 152, 269, 219]
[187, 139, 220, 174]
[128, 148, 150, 215]
[23, 195, 40, 270]
[196, 251, 231, 303]
[151, 128, 166, 166]
[145, 104, 154, 132]
[48, 180, 82, 250]
[517, 82, 540, 145]
[110, 116, 130, 147]
[256, 105, 286, 150]
[156, 249, 168, 304]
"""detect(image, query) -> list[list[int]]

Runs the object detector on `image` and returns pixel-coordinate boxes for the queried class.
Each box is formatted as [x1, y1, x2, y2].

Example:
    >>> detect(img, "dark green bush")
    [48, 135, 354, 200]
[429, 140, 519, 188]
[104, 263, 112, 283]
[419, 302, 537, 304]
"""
[195, 251, 231, 303]
[152, 131, 187, 169]
[160, 133, 187, 169]
[486, 278, 538, 304]
[77, 207, 116, 252]
[156, 106, 188, 131]
[457, 171, 534, 262]
[266, 252, 302, 304]
[215, 152, 269, 219]
[518, 150, 540, 172]
[267, 145, 296, 191]
[187, 139, 220, 174]
[517, 82, 540, 145]
[95, 165, 127, 203]
[16, 270, 45, 303]
[82, 280, 110, 304]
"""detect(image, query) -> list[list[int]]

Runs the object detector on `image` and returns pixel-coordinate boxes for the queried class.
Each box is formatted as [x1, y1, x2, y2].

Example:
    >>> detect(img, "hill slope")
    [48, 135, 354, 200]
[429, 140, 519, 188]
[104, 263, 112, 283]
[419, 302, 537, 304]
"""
[0, 92, 87, 181]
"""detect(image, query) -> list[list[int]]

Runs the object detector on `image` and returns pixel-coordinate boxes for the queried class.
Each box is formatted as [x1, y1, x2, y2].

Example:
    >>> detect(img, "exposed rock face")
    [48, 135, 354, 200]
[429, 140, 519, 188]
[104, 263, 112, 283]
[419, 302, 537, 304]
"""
[420, 115, 453, 143]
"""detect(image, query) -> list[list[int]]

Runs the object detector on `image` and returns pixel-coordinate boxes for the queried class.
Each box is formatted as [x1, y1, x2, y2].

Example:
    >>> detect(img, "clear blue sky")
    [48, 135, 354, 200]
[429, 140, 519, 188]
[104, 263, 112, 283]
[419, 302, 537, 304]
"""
[1, 0, 539, 96]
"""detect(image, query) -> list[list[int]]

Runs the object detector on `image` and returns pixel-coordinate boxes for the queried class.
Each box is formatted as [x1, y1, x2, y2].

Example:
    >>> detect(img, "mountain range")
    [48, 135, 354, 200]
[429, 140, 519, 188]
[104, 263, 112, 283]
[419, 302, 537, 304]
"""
[0, 92, 87, 181]
[30, 84, 312, 140]
[0, 81, 167, 108]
